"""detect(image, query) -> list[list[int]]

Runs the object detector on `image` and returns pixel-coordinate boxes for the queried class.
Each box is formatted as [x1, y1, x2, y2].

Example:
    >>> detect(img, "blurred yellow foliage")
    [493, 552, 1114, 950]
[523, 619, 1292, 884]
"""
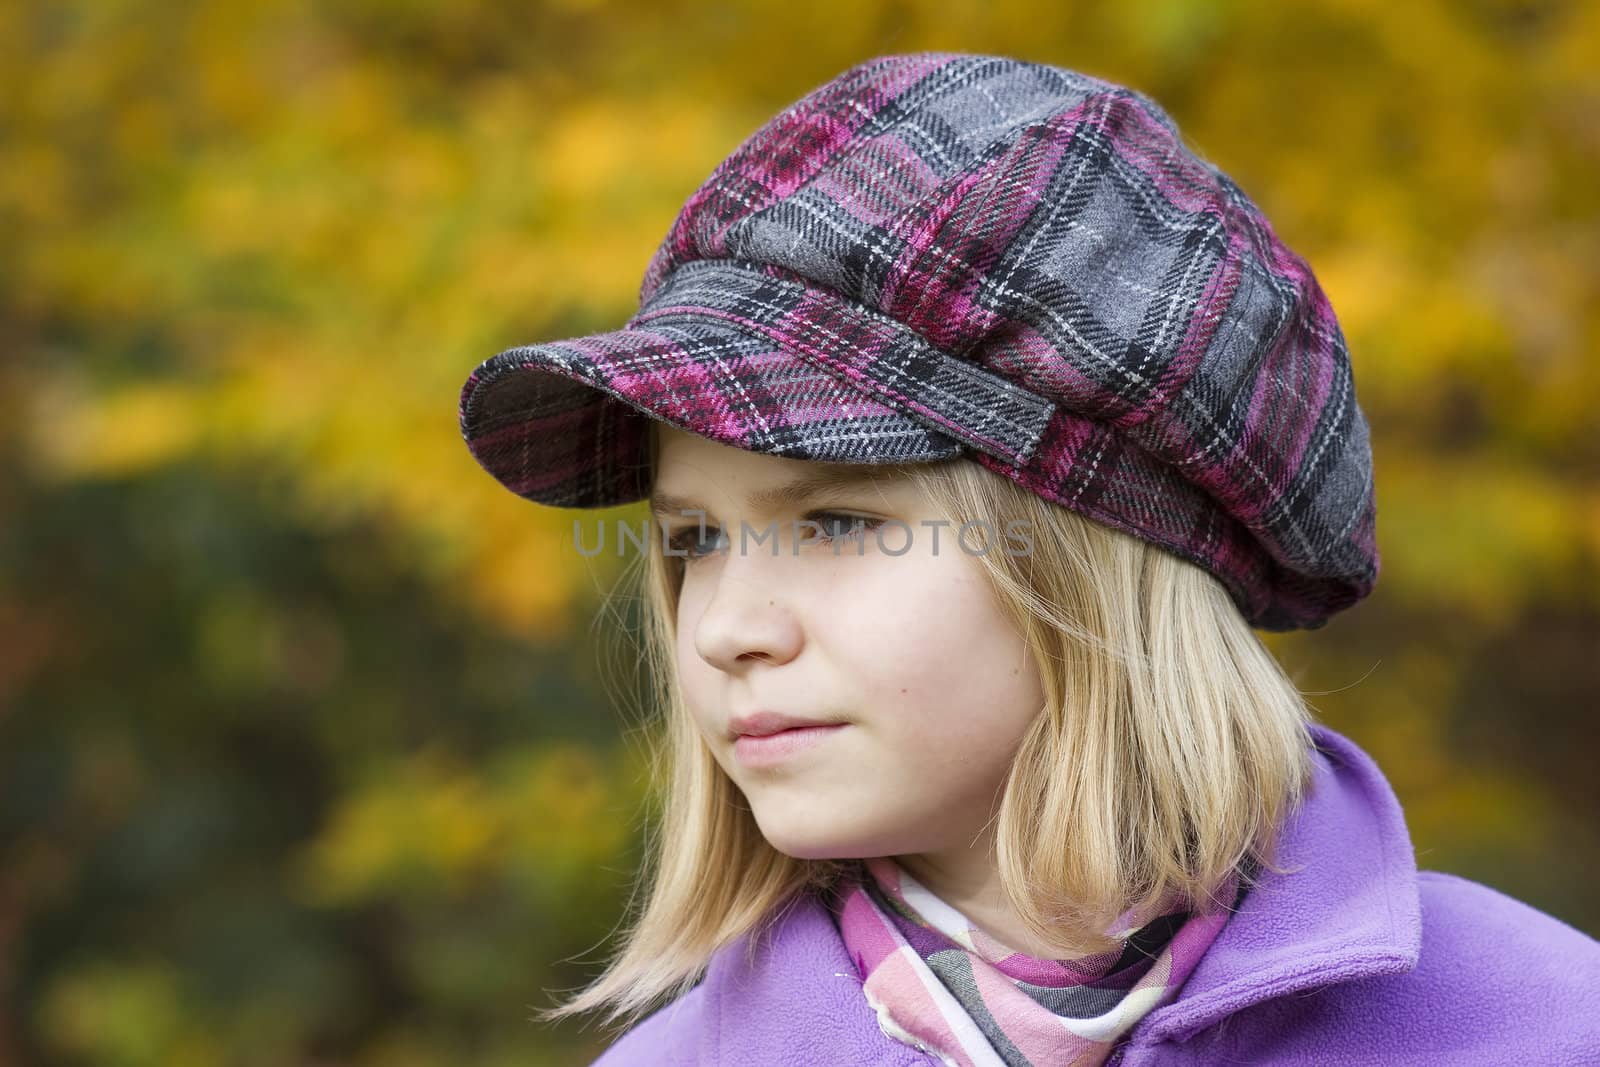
[38, 961, 223, 1067]
[26, 379, 203, 481]
[295, 739, 633, 906]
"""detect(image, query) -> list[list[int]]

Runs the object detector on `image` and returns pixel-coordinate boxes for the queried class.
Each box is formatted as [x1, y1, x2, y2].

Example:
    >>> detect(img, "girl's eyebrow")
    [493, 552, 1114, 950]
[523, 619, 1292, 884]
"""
[648, 469, 888, 518]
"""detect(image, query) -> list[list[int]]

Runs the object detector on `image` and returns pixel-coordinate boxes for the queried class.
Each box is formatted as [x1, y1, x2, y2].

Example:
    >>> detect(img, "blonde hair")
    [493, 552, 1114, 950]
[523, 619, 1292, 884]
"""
[538, 424, 1316, 1033]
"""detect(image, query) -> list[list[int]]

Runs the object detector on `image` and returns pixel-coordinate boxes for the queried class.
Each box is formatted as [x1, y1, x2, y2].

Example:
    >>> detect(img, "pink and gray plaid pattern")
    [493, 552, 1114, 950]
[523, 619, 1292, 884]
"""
[458, 52, 1379, 630]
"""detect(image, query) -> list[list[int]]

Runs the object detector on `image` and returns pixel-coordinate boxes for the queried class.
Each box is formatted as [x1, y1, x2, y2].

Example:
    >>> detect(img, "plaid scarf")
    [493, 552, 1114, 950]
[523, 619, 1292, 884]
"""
[827, 857, 1245, 1067]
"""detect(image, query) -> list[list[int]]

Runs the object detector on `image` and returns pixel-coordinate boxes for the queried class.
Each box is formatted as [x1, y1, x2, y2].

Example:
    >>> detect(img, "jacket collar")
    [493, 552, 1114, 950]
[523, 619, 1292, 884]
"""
[694, 722, 1421, 1060]
[1131, 721, 1423, 1045]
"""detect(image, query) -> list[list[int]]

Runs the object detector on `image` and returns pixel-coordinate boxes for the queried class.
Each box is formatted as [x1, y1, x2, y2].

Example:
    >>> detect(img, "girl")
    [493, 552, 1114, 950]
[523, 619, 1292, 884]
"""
[456, 52, 1600, 1065]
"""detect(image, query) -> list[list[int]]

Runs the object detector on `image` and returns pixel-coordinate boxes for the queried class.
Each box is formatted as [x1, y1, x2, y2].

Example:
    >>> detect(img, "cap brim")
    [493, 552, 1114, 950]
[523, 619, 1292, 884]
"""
[457, 313, 968, 509]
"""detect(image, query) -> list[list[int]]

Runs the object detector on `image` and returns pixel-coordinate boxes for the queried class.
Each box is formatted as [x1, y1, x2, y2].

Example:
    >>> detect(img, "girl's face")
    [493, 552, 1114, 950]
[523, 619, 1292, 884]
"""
[653, 424, 1046, 864]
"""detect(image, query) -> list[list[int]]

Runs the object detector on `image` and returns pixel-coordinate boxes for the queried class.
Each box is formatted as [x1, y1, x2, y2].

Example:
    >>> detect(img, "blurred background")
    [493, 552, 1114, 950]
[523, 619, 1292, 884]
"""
[3, 1, 1597, 1063]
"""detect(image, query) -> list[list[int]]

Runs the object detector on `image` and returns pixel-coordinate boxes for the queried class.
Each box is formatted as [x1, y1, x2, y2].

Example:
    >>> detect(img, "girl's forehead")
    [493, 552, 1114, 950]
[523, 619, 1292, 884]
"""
[650, 427, 925, 512]
[651, 462, 914, 513]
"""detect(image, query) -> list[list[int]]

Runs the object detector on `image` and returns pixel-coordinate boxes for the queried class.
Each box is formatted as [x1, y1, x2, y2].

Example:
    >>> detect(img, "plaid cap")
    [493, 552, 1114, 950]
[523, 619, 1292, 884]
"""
[458, 52, 1379, 631]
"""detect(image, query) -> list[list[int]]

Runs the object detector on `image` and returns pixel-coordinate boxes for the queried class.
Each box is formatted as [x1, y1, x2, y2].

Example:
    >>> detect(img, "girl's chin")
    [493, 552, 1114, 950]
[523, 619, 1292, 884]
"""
[753, 822, 903, 863]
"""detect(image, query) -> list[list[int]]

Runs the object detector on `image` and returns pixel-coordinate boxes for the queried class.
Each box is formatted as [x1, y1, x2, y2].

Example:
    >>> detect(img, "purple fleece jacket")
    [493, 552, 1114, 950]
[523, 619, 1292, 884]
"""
[589, 723, 1600, 1065]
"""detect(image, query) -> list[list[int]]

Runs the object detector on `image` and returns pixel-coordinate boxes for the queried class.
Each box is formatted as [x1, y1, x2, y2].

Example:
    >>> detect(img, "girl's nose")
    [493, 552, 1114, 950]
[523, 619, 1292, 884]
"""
[690, 552, 804, 672]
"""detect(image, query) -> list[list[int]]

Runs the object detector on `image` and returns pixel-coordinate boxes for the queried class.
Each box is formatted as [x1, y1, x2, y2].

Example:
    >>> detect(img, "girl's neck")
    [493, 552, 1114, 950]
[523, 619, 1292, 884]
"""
[890, 851, 1112, 961]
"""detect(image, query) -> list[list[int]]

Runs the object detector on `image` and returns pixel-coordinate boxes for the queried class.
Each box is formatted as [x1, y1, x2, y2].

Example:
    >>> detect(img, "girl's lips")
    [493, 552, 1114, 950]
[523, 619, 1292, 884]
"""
[733, 723, 849, 769]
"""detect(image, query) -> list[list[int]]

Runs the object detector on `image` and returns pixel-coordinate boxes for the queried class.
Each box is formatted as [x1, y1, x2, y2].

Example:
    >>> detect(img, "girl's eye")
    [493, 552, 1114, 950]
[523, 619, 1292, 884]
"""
[665, 512, 883, 562]
[807, 511, 883, 544]
[665, 524, 729, 560]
